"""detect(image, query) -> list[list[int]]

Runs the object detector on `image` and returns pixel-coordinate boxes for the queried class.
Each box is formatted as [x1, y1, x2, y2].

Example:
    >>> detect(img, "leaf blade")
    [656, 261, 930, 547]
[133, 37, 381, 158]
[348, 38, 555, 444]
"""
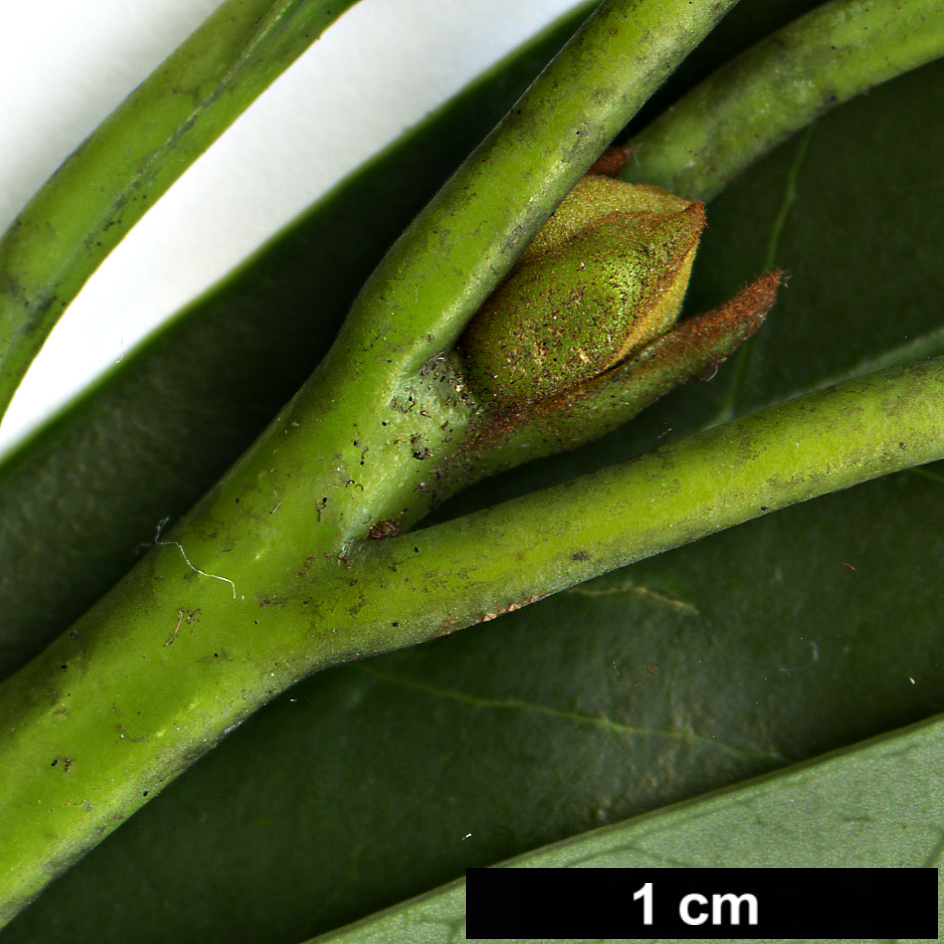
[305, 711, 944, 944]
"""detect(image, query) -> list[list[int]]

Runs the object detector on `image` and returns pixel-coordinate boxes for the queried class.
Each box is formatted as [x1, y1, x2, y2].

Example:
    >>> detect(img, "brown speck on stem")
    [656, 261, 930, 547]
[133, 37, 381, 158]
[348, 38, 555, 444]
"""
[323, 551, 355, 571]
[367, 517, 403, 540]
[480, 594, 545, 623]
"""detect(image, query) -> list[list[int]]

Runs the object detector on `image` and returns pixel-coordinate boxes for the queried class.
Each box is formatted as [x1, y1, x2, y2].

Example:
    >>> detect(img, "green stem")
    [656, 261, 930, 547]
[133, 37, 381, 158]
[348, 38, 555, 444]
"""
[336, 359, 944, 647]
[0, 0, 601, 681]
[301, 0, 743, 463]
[330, 0, 741, 379]
[4, 356, 943, 922]
[165, 0, 743, 601]
[0, 0, 361, 422]
[623, 0, 944, 201]
[0, 0, 739, 921]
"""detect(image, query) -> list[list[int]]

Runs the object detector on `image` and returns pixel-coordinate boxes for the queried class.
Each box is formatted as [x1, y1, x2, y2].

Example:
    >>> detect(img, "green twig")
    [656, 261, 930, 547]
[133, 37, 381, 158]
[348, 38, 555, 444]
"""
[0, 0, 740, 921]
[4, 355, 943, 923]
[623, 0, 944, 201]
[329, 0, 741, 381]
[0, 0, 601, 680]
[0, 0, 361, 422]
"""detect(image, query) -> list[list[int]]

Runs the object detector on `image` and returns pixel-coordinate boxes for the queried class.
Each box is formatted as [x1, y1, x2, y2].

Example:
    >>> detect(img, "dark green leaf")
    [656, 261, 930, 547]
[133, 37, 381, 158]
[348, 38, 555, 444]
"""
[304, 710, 944, 943]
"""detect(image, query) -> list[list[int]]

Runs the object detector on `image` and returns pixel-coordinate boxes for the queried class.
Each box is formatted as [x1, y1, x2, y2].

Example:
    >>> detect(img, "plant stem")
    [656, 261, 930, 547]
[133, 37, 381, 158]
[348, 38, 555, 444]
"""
[4, 355, 944, 923]
[0, 0, 362, 422]
[624, 0, 944, 201]
[330, 0, 742, 380]
[0, 0, 740, 921]
[0, 0, 601, 680]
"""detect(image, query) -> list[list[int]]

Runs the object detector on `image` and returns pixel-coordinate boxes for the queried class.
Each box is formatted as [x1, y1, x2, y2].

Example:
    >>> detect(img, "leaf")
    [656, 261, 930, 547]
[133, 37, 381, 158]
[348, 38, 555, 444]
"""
[7, 1, 944, 941]
[303, 710, 944, 944]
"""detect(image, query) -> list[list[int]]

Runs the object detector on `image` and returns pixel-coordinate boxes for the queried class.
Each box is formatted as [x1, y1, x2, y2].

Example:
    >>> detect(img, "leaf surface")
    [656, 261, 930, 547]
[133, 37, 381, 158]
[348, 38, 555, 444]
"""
[303, 711, 944, 943]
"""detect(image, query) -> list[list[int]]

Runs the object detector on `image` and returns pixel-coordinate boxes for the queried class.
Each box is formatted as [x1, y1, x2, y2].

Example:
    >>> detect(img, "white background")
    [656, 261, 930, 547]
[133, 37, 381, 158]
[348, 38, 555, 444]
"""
[0, 0, 581, 456]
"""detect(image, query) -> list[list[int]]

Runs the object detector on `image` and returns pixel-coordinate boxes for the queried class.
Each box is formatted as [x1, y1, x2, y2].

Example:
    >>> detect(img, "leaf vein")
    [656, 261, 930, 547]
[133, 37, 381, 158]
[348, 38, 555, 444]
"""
[358, 666, 785, 762]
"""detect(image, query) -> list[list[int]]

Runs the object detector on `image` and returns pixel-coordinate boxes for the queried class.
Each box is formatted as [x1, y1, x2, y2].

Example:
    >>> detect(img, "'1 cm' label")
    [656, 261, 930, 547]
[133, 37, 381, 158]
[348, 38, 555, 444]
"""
[633, 881, 759, 927]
